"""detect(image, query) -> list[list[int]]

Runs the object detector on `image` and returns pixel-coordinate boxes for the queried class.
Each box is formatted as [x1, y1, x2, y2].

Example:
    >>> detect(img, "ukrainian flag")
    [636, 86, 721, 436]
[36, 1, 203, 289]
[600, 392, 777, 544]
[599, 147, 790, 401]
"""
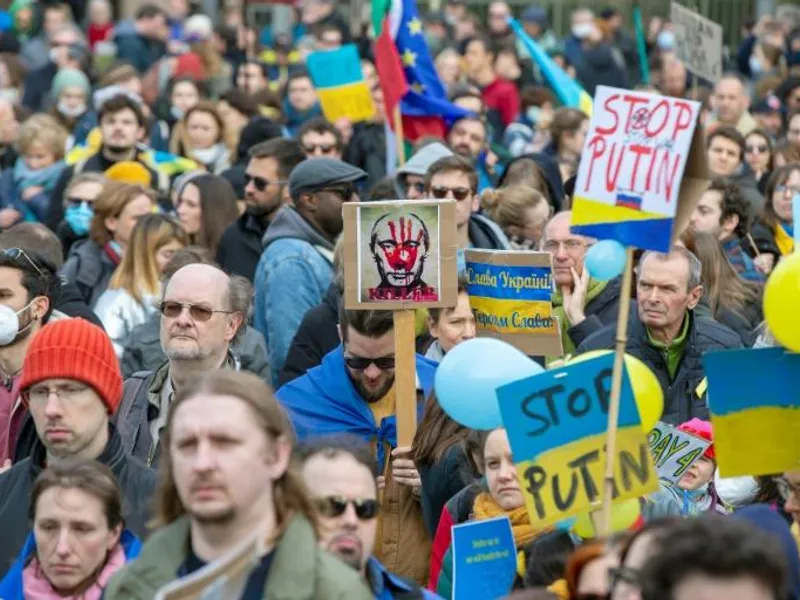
[703, 348, 800, 478]
[508, 18, 593, 116]
[307, 45, 375, 123]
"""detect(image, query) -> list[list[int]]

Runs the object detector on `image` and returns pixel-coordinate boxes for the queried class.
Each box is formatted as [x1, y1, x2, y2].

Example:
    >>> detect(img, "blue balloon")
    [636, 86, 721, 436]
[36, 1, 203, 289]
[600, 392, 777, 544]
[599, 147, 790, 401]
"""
[555, 517, 577, 532]
[584, 239, 627, 281]
[435, 338, 544, 429]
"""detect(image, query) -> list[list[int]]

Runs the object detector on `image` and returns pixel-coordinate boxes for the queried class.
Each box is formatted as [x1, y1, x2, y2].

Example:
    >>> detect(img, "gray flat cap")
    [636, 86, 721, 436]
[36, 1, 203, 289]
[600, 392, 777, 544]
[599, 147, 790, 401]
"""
[289, 158, 368, 200]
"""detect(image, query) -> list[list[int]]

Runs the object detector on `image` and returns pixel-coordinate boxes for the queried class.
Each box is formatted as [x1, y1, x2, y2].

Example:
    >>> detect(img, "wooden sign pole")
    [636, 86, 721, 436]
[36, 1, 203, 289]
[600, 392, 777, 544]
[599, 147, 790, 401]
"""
[599, 247, 636, 535]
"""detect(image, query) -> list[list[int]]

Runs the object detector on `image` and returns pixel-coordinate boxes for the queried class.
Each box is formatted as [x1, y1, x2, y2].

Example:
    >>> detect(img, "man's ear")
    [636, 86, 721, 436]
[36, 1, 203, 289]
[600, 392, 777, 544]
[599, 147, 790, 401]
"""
[687, 284, 704, 310]
[31, 296, 49, 321]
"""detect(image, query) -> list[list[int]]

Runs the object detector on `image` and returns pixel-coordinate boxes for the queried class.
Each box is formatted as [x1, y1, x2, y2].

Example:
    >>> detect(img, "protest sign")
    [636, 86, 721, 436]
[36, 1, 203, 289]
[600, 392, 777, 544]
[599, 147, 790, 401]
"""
[670, 2, 723, 83]
[343, 199, 458, 310]
[452, 517, 517, 600]
[703, 348, 800, 477]
[647, 421, 710, 484]
[570, 86, 708, 252]
[307, 44, 376, 123]
[496, 353, 658, 529]
[155, 531, 265, 599]
[465, 250, 563, 356]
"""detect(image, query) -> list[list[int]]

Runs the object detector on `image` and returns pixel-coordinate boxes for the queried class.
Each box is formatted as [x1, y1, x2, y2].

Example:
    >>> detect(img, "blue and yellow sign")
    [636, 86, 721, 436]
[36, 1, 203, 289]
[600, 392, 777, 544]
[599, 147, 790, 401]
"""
[465, 250, 562, 356]
[452, 517, 517, 599]
[307, 44, 376, 123]
[704, 347, 800, 478]
[496, 353, 658, 529]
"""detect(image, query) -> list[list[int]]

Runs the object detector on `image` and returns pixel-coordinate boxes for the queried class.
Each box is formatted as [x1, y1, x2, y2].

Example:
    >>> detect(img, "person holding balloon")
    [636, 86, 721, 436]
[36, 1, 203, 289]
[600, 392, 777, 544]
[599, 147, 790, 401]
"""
[643, 418, 728, 519]
[578, 246, 742, 425]
[543, 212, 631, 356]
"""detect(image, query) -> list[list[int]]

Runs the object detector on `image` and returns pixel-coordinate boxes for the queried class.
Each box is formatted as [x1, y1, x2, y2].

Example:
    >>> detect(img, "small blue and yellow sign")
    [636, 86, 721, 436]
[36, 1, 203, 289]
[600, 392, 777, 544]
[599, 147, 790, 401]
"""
[307, 44, 376, 123]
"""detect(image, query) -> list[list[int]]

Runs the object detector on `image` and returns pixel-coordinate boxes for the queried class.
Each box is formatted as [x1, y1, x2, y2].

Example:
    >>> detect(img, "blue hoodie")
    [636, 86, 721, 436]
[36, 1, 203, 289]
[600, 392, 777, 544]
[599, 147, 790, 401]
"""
[734, 504, 800, 600]
[0, 529, 141, 599]
[277, 345, 436, 473]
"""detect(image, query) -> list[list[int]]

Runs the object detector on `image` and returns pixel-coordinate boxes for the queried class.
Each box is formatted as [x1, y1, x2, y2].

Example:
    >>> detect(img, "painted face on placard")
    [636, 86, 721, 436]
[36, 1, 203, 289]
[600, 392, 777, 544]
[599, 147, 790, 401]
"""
[369, 214, 430, 288]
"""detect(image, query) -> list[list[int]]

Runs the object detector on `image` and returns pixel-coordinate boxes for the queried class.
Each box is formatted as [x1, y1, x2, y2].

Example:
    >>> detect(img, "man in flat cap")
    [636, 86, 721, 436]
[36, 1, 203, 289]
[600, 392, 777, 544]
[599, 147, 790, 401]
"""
[254, 157, 367, 385]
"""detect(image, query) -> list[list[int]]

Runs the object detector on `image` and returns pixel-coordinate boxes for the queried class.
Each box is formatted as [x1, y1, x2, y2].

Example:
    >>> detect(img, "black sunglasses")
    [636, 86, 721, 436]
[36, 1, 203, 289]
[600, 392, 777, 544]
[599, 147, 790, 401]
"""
[244, 173, 287, 192]
[745, 144, 768, 153]
[304, 143, 337, 154]
[66, 196, 94, 208]
[431, 186, 472, 201]
[324, 186, 356, 202]
[313, 496, 379, 520]
[1, 247, 46, 277]
[344, 355, 396, 371]
[159, 301, 233, 322]
[408, 182, 426, 194]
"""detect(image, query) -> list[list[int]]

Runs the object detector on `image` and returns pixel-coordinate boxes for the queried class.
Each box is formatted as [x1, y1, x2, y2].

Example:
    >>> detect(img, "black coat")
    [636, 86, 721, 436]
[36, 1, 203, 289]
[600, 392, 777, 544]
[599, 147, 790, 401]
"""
[278, 283, 340, 387]
[0, 425, 155, 577]
[344, 123, 386, 192]
[21, 62, 57, 112]
[562, 276, 635, 351]
[578, 311, 742, 424]
[215, 212, 269, 282]
[60, 238, 117, 308]
[418, 444, 479, 537]
[55, 281, 104, 329]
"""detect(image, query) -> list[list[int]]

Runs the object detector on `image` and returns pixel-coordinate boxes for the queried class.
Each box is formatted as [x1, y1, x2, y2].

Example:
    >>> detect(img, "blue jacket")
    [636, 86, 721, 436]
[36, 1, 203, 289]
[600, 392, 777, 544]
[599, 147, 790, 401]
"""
[277, 345, 436, 473]
[0, 163, 63, 225]
[366, 557, 442, 599]
[0, 529, 141, 599]
[254, 206, 336, 386]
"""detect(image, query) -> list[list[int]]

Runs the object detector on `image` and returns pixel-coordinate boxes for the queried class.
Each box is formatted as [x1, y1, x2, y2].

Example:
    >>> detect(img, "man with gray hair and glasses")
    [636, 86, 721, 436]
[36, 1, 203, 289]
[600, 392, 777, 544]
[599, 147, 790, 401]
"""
[578, 246, 742, 424]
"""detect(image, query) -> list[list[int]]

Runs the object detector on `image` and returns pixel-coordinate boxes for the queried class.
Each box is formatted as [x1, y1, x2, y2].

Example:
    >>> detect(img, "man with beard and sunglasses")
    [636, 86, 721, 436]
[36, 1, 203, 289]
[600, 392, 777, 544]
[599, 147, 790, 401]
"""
[278, 308, 436, 585]
[255, 157, 366, 386]
[300, 436, 442, 599]
[216, 137, 304, 281]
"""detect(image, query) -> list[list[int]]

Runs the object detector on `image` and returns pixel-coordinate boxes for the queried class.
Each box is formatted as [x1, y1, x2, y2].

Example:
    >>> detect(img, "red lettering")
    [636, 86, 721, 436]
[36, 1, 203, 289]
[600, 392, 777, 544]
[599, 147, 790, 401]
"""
[596, 93, 621, 135]
[657, 152, 683, 201]
[671, 101, 694, 141]
[644, 100, 670, 138]
[621, 95, 650, 134]
[584, 135, 607, 192]
[645, 147, 660, 191]
[628, 144, 652, 190]
[605, 142, 625, 193]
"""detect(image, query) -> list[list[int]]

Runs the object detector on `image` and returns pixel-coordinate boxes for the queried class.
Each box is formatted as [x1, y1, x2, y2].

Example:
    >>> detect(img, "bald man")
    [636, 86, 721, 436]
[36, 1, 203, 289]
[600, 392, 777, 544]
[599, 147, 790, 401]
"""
[541, 212, 634, 355]
[114, 264, 246, 467]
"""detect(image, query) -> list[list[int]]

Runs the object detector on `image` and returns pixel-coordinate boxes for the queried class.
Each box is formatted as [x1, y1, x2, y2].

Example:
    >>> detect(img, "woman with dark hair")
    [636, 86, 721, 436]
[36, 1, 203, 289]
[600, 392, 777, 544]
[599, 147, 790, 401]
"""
[743, 129, 775, 194]
[175, 173, 241, 254]
[0, 460, 141, 599]
[749, 163, 800, 273]
[546, 108, 589, 182]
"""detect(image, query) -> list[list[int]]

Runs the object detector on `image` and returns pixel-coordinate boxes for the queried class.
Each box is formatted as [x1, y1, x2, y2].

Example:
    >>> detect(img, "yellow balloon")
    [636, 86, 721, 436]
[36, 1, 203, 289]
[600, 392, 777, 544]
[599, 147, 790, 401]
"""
[764, 253, 800, 352]
[572, 499, 641, 539]
[568, 350, 664, 432]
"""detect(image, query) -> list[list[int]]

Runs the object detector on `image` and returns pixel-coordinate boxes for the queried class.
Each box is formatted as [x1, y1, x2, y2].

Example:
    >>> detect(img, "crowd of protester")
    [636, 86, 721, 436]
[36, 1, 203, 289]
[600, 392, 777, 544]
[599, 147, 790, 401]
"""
[0, 0, 796, 597]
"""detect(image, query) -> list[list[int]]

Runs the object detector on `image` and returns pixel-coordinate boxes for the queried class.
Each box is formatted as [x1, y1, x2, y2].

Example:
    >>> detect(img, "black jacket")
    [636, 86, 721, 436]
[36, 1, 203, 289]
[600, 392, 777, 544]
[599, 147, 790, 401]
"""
[55, 281, 104, 329]
[578, 311, 742, 424]
[468, 214, 509, 250]
[574, 44, 630, 96]
[419, 444, 479, 537]
[60, 238, 117, 308]
[0, 425, 155, 577]
[562, 276, 635, 350]
[278, 282, 341, 387]
[344, 122, 386, 192]
[749, 220, 782, 264]
[215, 212, 269, 282]
[21, 62, 57, 112]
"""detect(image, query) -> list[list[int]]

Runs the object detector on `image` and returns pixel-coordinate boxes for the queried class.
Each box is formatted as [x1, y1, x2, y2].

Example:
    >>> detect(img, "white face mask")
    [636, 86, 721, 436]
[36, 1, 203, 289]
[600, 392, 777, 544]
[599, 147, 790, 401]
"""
[57, 100, 86, 118]
[572, 22, 595, 39]
[714, 472, 759, 507]
[48, 47, 61, 65]
[0, 301, 35, 347]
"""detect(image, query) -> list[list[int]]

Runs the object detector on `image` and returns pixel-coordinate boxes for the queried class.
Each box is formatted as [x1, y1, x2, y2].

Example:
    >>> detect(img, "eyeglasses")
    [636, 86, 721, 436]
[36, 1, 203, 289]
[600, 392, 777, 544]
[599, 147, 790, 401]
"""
[324, 186, 356, 202]
[744, 144, 768, 154]
[304, 143, 337, 155]
[159, 301, 234, 322]
[25, 383, 89, 404]
[344, 355, 396, 371]
[777, 476, 800, 502]
[244, 174, 287, 192]
[542, 239, 589, 253]
[1, 247, 45, 277]
[66, 197, 94, 209]
[775, 184, 800, 196]
[313, 496, 380, 520]
[430, 186, 472, 201]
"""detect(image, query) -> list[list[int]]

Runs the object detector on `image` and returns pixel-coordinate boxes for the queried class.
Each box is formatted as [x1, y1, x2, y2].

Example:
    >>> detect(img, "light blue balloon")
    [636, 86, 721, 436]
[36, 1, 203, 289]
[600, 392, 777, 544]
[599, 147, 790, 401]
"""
[555, 517, 577, 532]
[584, 239, 627, 281]
[434, 338, 544, 430]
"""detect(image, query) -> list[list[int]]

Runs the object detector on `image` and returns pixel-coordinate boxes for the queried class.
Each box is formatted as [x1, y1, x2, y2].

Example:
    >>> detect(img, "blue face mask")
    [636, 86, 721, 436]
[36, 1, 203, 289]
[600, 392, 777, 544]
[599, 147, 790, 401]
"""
[657, 30, 675, 51]
[64, 202, 94, 236]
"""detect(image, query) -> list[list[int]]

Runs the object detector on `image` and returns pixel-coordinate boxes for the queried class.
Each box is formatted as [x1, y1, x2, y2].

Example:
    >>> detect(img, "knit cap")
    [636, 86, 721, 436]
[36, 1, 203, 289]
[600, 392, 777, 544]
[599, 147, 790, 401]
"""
[105, 161, 152, 186]
[678, 417, 715, 460]
[20, 318, 123, 414]
[52, 68, 91, 100]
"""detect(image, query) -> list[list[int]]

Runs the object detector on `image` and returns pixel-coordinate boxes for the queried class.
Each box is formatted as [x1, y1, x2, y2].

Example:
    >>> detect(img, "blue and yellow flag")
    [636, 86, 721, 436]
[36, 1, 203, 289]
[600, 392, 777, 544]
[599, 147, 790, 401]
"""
[508, 18, 593, 116]
[307, 44, 376, 123]
[703, 348, 800, 478]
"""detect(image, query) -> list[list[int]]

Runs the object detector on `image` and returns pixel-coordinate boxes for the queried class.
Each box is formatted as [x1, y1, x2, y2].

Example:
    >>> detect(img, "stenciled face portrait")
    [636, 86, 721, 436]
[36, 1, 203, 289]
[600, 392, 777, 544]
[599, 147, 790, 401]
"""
[359, 205, 440, 302]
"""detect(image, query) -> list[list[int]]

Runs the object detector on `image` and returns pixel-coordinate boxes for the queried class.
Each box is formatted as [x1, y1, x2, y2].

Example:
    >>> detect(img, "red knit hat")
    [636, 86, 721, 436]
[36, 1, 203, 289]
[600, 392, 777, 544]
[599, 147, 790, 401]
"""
[19, 319, 123, 414]
[678, 417, 715, 460]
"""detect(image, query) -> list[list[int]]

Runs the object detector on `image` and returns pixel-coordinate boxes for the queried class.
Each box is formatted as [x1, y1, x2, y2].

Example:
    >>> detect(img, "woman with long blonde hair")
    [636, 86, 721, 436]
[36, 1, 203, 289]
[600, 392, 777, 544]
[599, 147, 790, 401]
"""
[94, 214, 189, 357]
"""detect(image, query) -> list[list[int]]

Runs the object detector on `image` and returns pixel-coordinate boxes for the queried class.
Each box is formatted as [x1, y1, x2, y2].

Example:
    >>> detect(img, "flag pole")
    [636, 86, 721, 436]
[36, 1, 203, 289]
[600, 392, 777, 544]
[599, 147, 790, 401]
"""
[599, 247, 635, 535]
[393, 105, 406, 168]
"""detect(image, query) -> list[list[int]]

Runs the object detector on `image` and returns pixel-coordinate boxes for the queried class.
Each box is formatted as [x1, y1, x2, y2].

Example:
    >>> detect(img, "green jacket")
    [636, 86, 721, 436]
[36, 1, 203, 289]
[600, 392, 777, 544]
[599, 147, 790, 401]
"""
[103, 514, 372, 600]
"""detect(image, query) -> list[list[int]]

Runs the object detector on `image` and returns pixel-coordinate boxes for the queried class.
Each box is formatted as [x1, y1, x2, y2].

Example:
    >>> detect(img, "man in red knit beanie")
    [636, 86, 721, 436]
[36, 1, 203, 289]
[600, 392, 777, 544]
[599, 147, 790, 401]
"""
[0, 318, 155, 578]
